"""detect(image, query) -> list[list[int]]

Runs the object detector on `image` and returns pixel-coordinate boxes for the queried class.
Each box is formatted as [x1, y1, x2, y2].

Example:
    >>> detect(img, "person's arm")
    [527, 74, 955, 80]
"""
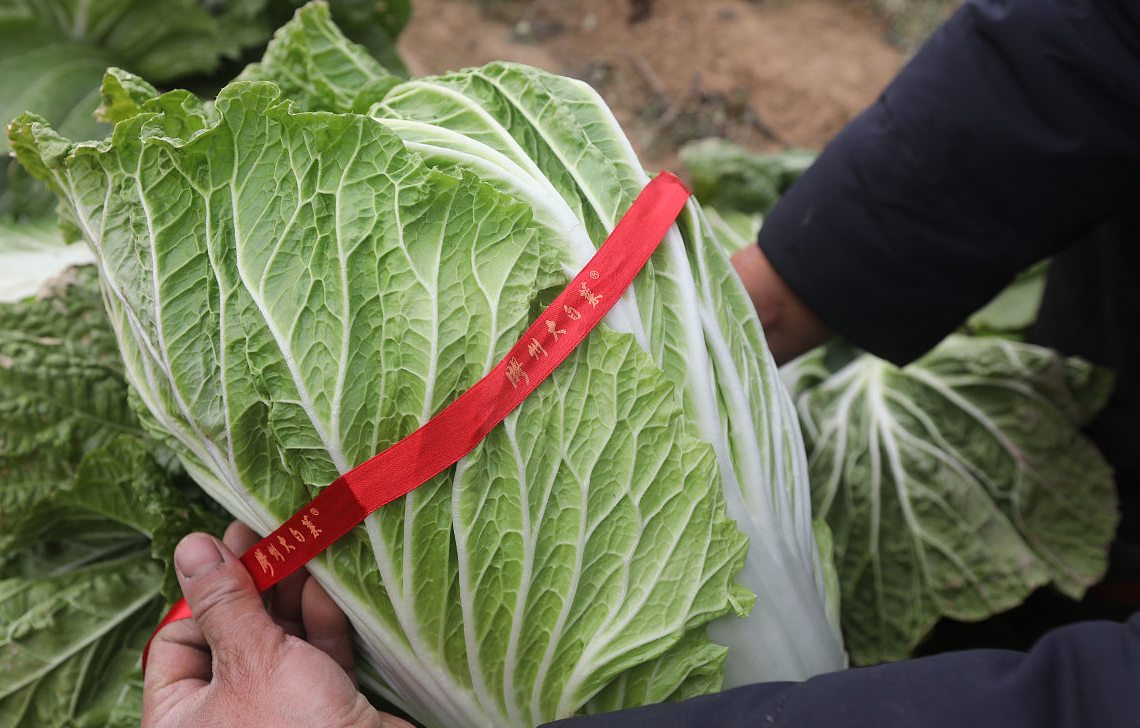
[730, 244, 833, 364]
[746, 0, 1140, 365]
[542, 611, 1140, 727]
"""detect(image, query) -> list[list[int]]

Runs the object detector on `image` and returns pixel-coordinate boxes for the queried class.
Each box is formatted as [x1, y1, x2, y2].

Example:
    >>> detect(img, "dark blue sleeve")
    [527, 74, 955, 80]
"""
[757, 0, 1140, 364]
[541, 612, 1140, 728]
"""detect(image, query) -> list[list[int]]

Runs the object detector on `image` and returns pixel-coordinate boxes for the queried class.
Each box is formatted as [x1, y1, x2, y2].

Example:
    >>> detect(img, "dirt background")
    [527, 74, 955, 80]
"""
[398, 0, 939, 170]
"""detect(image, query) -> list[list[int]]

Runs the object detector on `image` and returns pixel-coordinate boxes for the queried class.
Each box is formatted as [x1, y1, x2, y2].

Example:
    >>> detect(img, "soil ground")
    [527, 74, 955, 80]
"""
[399, 0, 907, 170]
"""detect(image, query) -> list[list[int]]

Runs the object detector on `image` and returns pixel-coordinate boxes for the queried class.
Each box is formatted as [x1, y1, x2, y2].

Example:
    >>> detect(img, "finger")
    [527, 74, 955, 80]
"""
[174, 532, 281, 675]
[301, 577, 357, 682]
[269, 568, 308, 638]
[222, 520, 260, 554]
[143, 615, 211, 695]
[222, 520, 308, 638]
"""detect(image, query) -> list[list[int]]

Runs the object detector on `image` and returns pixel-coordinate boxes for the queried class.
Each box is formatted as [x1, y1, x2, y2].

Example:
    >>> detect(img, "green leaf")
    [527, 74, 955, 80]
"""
[0, 432, 228, 727]
[0, 266, 134, 518]
[0, 263, 227, 727]
[786, 335, 1118, 664]
[679, 138, 815, 216]
[965, 260, 1049, 338]
[3, 0, 269, 84]
[95, 67, 159, 124]
[584, 629, 728, 714]
[263, 0, 411, 78]
[0, 16, 111, 216]
[238, 1, 399, 113]
[0, 552, 163, 728]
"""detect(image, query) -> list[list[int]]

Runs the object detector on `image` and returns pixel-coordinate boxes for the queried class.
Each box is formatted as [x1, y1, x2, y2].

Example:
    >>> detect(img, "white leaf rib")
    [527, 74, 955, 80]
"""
[501, 416, 536, 727]
[330, 124, 366, 450]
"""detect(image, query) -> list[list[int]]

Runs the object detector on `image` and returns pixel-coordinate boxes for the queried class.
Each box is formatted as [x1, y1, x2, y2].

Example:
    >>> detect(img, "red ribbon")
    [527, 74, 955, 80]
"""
[143, 171, 692, 669]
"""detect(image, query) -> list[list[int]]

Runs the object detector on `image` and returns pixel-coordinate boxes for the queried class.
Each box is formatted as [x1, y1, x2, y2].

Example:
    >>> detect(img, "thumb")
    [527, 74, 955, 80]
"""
[175, 532, 279, 672]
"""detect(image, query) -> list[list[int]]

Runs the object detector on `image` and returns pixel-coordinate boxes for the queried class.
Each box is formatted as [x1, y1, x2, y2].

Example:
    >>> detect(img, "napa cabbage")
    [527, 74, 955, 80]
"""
[9, 5, 844, 725]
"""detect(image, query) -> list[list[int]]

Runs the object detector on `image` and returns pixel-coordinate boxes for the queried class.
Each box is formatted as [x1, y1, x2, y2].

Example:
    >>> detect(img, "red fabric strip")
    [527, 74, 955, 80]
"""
[144, 171, 691, 669]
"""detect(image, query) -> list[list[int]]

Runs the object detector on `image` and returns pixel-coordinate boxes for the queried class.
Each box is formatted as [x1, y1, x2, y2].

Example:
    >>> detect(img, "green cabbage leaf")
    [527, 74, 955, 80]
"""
[0, 267, 229, 727]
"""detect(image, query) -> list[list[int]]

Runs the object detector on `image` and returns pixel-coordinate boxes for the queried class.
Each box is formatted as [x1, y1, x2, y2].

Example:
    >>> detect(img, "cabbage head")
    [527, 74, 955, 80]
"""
[9, 5, 844, 725]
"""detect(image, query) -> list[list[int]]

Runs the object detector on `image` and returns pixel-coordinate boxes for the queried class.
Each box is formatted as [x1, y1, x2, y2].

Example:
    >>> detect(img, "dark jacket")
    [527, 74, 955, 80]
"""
[546, 611, 1140, 727]
[760, 0, 1140, 364]
[546, 1, 1140, 725]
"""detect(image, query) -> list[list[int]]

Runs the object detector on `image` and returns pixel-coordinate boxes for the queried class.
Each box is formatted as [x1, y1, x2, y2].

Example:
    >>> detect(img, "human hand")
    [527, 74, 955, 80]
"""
[143, 521, 414, 728]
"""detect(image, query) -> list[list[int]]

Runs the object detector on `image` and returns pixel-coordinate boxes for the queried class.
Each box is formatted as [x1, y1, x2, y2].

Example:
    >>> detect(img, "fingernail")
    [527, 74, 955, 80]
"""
[175, 533, 223, 578]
